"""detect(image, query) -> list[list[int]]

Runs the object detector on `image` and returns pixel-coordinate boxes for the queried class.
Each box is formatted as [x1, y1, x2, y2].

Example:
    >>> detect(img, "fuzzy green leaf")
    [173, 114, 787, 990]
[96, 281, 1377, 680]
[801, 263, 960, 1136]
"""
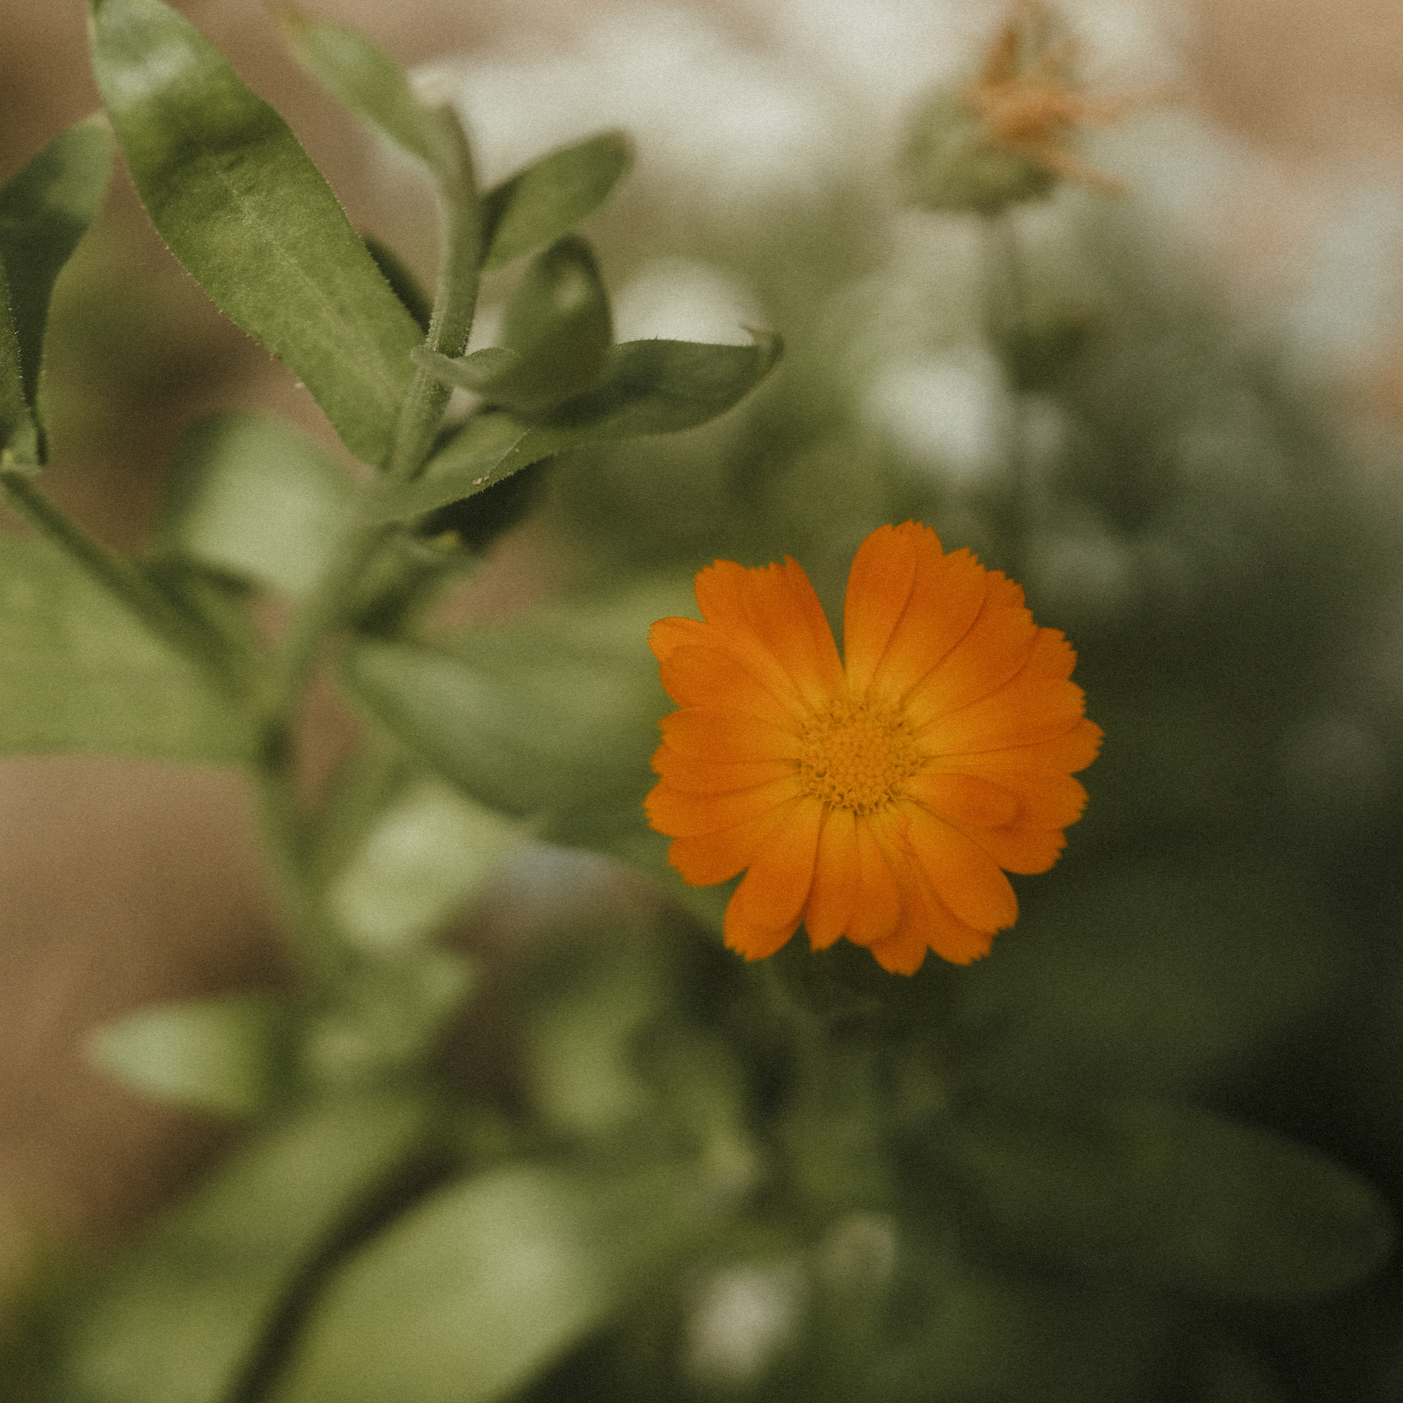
[87, 994, 293, 1118]
[157, 411, 353, 599]
[342, 580, 688, 849]
[493, 234, 612, 410]
[275, 7, 451, 175]
[482, 131, 633, 271]
[947, 1098, 1394, 1299]
[0, 263, 33, 464]
[382, 334, 781, 522]
[412, 345, 522, 393]
[86, 0, 422, 464]
[0, 113, 114, 460]
[0, 532, 252, 761]
[59, 1095, 431, 1403]
[268, 1153, 721, 1403]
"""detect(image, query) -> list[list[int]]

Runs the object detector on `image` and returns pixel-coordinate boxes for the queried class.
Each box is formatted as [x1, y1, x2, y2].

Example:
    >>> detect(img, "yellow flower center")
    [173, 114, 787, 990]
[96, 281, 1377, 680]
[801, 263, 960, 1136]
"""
[798, 703, 919, 815]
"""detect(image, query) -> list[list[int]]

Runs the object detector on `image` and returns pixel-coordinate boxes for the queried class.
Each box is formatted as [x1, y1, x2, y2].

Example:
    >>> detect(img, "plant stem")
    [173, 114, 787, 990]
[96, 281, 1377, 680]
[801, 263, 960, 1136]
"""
[0, 467, 244, 699]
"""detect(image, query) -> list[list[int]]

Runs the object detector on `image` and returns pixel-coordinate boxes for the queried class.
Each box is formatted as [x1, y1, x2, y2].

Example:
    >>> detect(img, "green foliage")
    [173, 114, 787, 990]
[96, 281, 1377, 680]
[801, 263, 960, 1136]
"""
[157, 411, 353, 599]
[87, 995, 293, 1118]
[391, 335, 782, 520]
[58, 1094, 433, 1403]
[0, 114, 113, 463]
[269, 1152, 726, 1403]
[482, 133, 634, 271]
[87, 0, 422, 464]
[944, 1098, 1395, 1298]
[0, 532, 250, 761]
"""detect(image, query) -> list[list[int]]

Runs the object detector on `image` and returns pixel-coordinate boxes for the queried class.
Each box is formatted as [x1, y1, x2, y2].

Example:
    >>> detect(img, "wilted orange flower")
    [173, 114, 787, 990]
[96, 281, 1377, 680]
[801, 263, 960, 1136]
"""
[968, 0, 1128, 194]
[645, 522, 1100, 975]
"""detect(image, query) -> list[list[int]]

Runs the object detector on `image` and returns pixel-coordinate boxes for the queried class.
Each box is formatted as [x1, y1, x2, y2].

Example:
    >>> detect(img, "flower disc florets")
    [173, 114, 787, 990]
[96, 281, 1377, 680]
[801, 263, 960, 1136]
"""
[799, 703, 918, 816]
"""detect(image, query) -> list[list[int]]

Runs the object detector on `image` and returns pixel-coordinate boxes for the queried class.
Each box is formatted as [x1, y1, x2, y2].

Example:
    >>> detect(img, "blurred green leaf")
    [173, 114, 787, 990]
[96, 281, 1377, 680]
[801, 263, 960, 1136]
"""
[0, 113, 114, 460]
[268, 1153, 723, 1403]
[414, 344, 522, 393]
[342, 579, 689, 849]
[60, 1094, 431, 1403]
[87, 0, 422, 464]
[494, 234, 612, 409]
[382, 335, 782, 521]
[946, 1098, 1394, 1299]
[87, 994, 292, 1118]
[482, 132, 632, 271]
[274, 6, 452, 175]
[326, 771, 521, 953]
[0, 532, 252, 761]
[157, 411, 353, 599]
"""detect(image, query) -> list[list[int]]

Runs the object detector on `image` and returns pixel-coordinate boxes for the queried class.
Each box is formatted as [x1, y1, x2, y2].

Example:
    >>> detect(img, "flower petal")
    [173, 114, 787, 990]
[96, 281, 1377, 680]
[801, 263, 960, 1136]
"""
[868, 925, 928, 974]
[880, 837, 994, 965]
[666, 794, 805, 885]
[646, 774, 802, 838]
[904, 771, 1021, 829]
[918, 674, 1089, 754]
[652, 748, 797, 794]
[649, 615, 710, 664]
[723, 798, 824, 958]
[964, 824, 1066, 875]
[804, 806, 860, 950]
[934, 717, 1103, 776]
[892, 802, 1019, 932]
[659, 707, 804, 763]
[695, 558, 842, 713]
[658, 642, 800, 725]
[842, 522, 924, 697]
[865, 545, 989, 705]
[845, 817, 903, 946]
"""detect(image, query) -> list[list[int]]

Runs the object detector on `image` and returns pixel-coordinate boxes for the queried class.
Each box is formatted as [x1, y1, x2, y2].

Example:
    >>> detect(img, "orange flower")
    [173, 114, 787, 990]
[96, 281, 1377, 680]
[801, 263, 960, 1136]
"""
[967, 0, 1129, 195]
[645, 522, 1101, 975]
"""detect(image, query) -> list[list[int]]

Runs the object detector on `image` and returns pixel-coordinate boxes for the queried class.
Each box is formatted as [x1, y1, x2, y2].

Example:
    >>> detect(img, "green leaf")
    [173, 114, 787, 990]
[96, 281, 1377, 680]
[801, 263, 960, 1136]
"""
[0, 531, 252, 761]
[0, 261, 34, 463]
[945, 1098, 1394, 1299]
[157, 411, 353, 599]
[0, 113, 114, 458]
[268, 1153, 722, 1403]
[341, 579, 690, 849]
[364, 235, 431, 333]
[60, 1093, 431, 1403]
[493, 234, 612, 410]
[87, 0, 423, 464]
[382, 334, 782, 522]
[274, 6, 452, 175]
[87, 994, 293, 1117]
[482, 131, 633, 271]
[326, 771, 522, 953]
[412, 344, 522, 393]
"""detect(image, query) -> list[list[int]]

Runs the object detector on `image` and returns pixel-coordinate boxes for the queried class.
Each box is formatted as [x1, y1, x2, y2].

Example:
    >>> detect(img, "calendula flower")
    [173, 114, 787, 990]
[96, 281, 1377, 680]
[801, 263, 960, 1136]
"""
[902, 1, 1128, 215]
[645, 522, 1100, 975]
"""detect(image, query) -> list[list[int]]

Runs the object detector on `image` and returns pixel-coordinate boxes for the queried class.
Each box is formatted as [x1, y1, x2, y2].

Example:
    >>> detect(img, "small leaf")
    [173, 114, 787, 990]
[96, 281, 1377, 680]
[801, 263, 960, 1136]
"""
[87, 0, 422, 464]
[327, 771, 521, 953]
[0, 531, 251, 762]
[0, 113, 114, 456]
[412, 345, 522, 394]
[268, 1153, 723, 1403]
[275, 6, 451, 175]
[482, 131, 633, 270]
[341, 580, 689, 849]
[59, 1094, 431, 1403]
[87, 994, 292, 1117]
[493, 234, 612, 410]
[157, 411, 353, 599]
[946, 1098, 1395, 1299]
[382, 334, 781, 522]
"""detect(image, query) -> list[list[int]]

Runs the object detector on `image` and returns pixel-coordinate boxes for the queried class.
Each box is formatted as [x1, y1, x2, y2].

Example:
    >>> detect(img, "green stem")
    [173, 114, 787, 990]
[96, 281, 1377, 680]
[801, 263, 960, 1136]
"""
[982, 208, 1031, 572]
[255, 108, 486, 960]
[0, 468, 243, 698]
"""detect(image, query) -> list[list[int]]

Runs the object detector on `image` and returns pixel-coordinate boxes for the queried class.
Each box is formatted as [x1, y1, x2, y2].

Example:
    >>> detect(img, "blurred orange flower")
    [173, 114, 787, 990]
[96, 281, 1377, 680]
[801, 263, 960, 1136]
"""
[968, 0, 1129, 194]
[645, 522, 1100, 974]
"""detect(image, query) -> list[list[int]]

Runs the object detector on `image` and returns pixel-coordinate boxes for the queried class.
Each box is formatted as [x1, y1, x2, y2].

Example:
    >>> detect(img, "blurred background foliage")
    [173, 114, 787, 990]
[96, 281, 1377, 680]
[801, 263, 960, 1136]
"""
[6, 1, 1403, 1400]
